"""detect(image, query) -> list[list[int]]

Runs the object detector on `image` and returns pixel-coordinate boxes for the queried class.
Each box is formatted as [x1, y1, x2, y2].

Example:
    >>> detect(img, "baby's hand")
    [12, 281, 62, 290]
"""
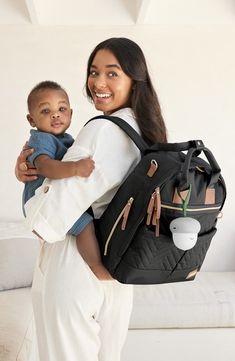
[75, 157, 95, 177]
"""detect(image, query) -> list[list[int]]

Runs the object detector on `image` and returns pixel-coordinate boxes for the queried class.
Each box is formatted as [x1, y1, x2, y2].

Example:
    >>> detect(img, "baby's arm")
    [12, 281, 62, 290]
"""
[34, 155, 94, 179]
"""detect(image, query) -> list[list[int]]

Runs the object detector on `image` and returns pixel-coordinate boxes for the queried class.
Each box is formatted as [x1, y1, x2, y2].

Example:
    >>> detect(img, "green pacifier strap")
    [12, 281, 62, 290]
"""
[177, 184, 192, 217]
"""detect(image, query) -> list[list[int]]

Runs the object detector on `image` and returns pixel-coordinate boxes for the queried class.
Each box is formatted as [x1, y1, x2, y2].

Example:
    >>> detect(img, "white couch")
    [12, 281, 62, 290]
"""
[123, 271, 235, 361]
[0, 273, 235, 361]
[0, 222, 235, 361]
[0, 222, 39, 361]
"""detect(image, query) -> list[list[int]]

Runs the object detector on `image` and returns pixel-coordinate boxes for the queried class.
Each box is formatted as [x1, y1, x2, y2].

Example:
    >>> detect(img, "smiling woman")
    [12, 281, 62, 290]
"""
[87, 49, 133, 114]
[85, 37, 167, 145]
[15, 37, 168, 361]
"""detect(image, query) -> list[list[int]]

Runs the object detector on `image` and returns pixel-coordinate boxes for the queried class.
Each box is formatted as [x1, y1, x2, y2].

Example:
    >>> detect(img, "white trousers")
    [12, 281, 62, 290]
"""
[31, 235, 133, 361]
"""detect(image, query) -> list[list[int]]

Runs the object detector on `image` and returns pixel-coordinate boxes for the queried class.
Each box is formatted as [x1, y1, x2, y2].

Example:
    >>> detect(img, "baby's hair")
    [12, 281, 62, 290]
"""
[27, 80, 68, 112]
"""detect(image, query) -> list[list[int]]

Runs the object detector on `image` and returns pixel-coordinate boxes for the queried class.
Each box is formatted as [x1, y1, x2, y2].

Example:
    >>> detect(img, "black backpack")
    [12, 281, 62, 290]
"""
[90, 115, 226, 285]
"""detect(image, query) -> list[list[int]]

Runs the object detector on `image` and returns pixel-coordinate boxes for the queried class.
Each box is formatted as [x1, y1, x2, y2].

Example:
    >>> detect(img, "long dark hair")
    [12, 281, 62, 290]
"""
[85, 37, 167, 144]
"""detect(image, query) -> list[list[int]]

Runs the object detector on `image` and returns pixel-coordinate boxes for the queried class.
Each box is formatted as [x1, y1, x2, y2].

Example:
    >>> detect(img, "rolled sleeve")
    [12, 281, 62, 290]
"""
[24, 169, 108, 242]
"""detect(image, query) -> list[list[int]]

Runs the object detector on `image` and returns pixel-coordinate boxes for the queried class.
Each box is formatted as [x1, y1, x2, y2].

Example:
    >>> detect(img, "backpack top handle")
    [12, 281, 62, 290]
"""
[179, 146, 221, 191]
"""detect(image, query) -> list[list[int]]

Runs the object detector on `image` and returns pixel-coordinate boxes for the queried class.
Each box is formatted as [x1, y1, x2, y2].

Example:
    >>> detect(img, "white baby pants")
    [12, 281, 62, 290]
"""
[31, 235, 133, 361]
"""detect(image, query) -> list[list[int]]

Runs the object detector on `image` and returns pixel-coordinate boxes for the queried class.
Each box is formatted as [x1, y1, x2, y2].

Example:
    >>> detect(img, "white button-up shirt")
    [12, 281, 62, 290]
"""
[25, 108, 141, 243]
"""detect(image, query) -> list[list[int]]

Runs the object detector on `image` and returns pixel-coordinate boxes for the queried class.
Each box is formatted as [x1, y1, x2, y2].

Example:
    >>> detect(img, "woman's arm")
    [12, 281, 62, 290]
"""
[34, 155, 94, 179]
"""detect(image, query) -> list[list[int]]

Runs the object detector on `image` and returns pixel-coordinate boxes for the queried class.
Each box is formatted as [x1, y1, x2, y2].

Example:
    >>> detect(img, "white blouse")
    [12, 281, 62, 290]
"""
[24, 107, 141, 243]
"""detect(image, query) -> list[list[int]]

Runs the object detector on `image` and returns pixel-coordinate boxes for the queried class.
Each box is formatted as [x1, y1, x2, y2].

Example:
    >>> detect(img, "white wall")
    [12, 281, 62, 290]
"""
[0, 25, 234, 270]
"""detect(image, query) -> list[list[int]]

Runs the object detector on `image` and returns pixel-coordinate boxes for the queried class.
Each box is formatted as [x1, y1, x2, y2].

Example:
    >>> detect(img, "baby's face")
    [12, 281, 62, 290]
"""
[27, 89, 72, 135]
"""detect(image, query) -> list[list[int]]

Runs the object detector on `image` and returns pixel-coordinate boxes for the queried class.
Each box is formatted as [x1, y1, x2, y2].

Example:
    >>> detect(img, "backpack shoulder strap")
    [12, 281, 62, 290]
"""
[87, 115, 206, 154]
[87, 115, 148, 153]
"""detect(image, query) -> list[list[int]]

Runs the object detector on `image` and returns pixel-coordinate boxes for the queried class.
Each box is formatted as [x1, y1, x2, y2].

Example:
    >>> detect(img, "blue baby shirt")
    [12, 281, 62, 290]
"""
[23, 129, 74, 206]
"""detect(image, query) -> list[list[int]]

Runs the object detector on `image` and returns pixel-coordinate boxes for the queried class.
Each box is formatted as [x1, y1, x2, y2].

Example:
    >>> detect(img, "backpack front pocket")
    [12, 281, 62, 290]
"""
[115, 225, 216, 284]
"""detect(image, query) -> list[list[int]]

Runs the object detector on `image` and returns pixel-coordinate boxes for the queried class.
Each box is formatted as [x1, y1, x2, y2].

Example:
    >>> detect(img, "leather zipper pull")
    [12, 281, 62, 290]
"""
[121, 197, 134, 230]
[147, 160, 158, 177]
[152, 187, 161, 236]
[146, 192, 155, 225]
[155, 220, 160, 237]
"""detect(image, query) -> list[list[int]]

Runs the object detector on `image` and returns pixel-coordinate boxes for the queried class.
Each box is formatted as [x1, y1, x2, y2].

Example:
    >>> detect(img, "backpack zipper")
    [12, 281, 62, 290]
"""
[146, 187, 161, 236]
[104, 197, 134, 256]
[161, 204, 221, 212]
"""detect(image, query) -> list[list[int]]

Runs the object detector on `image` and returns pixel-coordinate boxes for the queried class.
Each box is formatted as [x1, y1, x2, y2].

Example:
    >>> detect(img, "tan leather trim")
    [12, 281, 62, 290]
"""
[186, 269, 198, 280]
[147, 160, 158, 177]
[205, 188, 215, 205]
[173, 189, 190, 204]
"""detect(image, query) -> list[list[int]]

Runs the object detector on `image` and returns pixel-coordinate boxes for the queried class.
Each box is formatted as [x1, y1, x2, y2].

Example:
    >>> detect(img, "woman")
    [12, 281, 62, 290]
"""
[16, 37, 167, 361]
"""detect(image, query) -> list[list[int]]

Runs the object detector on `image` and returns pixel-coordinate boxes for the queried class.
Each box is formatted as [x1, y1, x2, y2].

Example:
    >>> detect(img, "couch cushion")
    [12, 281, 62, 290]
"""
[130, 272, 235, 328]
[0, 222, 39, 291]
[0, 287, 33, 361]
[124, 328, 235, 361]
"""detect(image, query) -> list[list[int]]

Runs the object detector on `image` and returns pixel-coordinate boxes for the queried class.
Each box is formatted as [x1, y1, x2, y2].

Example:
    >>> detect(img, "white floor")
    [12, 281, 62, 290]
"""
[122, 328, 235, 361]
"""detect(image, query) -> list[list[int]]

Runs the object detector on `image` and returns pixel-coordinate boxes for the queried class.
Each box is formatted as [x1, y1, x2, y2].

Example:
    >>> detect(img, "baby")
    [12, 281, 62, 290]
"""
[23, 80, 112, 280]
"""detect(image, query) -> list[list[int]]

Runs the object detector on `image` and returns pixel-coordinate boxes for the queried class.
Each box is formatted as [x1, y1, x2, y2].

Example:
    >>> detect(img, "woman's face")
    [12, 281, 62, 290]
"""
[87, 49, 133, 115]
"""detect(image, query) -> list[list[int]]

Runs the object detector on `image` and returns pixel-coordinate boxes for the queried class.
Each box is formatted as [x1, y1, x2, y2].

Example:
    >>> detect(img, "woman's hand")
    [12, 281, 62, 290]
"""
[15, 143, 38, 182]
